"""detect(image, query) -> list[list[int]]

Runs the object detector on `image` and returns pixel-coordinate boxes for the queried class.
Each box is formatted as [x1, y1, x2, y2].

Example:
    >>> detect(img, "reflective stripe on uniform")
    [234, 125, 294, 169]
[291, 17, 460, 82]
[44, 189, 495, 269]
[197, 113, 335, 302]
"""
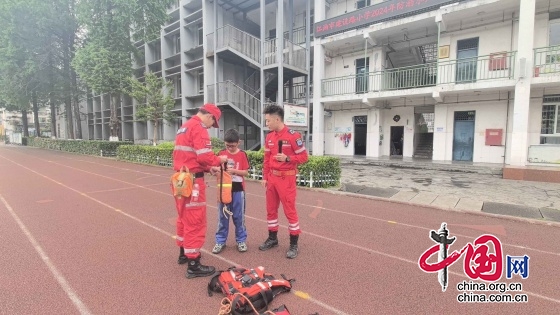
[185, 202, 207, 208]
[176, 236, 184, 241]
[196, 148, 212, 155]
[288, 222, 300, 231]
[184, 248, 200, 254]
[174, 145, 195, 152]
[267, 219, 279, 228]
[295, 147, 306, 154]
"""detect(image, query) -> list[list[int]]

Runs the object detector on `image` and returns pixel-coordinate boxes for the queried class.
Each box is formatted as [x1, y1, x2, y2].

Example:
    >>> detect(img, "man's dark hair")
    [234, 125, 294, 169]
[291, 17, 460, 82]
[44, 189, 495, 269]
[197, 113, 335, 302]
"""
[224, 128, 240, 143]
[264, 104, 284, 121]
[199, 108, 209, 115]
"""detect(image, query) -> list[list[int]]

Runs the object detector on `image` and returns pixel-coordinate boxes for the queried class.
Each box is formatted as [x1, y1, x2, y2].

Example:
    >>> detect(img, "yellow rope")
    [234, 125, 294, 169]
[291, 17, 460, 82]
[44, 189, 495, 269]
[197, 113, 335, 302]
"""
[217, 293, 276, 315]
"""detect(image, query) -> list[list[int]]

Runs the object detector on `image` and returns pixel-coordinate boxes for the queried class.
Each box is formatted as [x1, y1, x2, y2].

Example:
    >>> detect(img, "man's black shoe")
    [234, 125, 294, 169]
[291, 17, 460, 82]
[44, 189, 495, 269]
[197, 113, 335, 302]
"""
[259, 237, 279, 251]
[178, 255, 188, 264]
[186, 257, 216, 279]
[286, 244, 298, 259]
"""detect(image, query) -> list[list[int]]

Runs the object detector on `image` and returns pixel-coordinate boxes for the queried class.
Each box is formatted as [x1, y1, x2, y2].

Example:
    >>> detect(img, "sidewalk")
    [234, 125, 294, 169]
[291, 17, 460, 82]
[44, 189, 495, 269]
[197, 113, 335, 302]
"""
[333, 156, 560, 223]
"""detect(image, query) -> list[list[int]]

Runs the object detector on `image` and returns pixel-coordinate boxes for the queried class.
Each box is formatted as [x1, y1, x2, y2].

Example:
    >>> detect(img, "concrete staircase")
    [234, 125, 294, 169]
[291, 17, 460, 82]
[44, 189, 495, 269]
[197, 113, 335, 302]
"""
[414, 133, 433, 159]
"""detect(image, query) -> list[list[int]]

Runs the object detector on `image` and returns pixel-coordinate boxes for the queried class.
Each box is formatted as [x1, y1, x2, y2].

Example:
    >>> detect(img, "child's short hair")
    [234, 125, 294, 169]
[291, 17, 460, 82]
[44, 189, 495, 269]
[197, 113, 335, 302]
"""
[224, 129, 240, 143]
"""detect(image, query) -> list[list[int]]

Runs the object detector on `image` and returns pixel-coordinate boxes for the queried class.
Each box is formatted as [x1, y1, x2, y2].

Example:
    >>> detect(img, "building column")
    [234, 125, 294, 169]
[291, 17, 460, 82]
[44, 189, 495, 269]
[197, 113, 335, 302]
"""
[509, 0, 536, 166]
[276, 0, 284, 105]
[312, 0, 326, 156]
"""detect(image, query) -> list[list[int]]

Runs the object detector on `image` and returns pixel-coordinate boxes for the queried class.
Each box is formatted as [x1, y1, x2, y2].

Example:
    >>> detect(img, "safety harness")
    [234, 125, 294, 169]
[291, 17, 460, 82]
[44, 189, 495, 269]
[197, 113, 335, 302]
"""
[208, 266, 294, 315]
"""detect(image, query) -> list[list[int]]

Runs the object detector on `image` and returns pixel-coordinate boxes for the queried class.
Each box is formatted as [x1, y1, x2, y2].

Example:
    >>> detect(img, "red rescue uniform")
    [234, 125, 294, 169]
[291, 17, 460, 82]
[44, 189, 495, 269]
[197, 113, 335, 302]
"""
[263, 126, 308, 235]
[172, 116, 221, 259]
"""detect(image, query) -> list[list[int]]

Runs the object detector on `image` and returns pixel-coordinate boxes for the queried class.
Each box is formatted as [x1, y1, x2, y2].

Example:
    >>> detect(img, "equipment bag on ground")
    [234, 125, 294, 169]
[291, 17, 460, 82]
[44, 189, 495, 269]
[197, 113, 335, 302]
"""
[208, 266, 294, 315]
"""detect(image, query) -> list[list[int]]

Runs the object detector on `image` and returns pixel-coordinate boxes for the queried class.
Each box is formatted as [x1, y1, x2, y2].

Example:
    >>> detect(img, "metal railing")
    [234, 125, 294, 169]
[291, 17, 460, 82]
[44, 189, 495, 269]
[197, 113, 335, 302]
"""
[321, 52, 516, 97]
[534, 45, 560, 77]
[214, 25, 261, 64]
[438, 51, 516, 84]
[264, 38, 307, 71]
[284, 82, 313, 102]
[208, 81, 262, 124]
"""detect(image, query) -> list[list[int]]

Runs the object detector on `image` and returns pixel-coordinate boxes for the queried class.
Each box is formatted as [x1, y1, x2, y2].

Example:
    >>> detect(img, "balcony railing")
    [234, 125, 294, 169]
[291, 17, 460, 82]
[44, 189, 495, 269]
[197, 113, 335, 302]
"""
[214, 25, 261, 64]
[264, 38, 307, 72]
[438, 51, 516, 84]
[321, 52, 516, 97]
[534, 45, 560, 77]
[284, 82, 313, 102]
[207, 81, 261, 125]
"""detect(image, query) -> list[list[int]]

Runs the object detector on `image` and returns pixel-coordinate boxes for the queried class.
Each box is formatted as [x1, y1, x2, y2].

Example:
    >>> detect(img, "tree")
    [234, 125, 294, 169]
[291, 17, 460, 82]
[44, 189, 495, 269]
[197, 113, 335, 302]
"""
[128, 72, 176, 146]
[73, 0, 174, 141]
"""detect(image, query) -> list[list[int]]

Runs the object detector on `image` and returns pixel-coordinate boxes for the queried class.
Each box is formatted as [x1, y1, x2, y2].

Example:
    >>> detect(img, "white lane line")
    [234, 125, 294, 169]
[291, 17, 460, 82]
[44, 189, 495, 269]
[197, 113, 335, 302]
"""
[0, 194, 92, 315]
[19, 151, 560, 255]
[5, 153, 560, 306]
[0, 155, 350, 315]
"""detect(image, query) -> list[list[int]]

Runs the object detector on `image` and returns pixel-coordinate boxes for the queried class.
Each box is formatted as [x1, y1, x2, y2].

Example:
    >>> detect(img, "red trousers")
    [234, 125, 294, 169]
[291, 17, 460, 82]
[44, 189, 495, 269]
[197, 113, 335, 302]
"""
[266, 174, 301, 235]
[173, 177, 207, 259]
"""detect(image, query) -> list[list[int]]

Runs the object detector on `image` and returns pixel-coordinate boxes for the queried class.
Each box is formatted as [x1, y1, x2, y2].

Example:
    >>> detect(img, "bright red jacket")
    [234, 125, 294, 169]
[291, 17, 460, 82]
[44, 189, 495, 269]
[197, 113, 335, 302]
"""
[263, 126, 308, 180]
[173, 116, 221, 172]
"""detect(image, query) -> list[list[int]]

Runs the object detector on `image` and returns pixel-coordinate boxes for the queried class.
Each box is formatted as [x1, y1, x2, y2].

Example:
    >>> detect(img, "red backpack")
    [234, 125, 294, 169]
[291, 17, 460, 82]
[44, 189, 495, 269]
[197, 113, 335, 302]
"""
[208, 266, 293, 315]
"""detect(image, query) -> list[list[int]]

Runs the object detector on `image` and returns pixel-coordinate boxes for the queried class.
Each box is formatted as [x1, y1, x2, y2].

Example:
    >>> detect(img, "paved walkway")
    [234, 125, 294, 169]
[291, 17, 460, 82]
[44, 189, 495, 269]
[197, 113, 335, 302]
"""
[333, 156, 560, 222]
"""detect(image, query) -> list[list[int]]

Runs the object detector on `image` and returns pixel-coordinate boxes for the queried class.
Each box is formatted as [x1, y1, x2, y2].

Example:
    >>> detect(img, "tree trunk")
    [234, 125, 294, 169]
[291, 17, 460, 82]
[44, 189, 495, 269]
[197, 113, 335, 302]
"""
[48, 53, 57, 138]
[110, 94, 119, 140]
[21, 110, 29, 137]
[62, 13, 74, 139]
[153, 120, 158, 146]
[32, 92, 41, 137]
[71, 69, 82, 139]
[68, 2, 82, 140]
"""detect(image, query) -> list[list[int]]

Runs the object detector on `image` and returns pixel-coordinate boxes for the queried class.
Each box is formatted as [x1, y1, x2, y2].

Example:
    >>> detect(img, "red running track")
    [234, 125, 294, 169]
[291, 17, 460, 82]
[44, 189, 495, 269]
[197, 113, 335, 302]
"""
[1, 146, 560, 315]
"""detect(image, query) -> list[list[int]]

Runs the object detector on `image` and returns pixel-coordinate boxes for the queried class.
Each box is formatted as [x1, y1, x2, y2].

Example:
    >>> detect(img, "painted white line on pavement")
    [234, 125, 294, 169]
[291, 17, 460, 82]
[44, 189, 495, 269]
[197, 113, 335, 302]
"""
[0, 155, 350, 315]
[0, 194, 93, 315]
[244, 191, 560, 257]
[4, 153, 560, 306]
[244, 214, 560, 305]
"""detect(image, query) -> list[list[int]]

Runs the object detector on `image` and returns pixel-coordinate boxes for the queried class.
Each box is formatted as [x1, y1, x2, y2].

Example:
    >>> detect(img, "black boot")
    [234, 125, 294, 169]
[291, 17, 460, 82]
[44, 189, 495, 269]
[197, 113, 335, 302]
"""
[186, 256, 216, 279]
[259, 231, 279, 251]
[178, 247, 187, 265]
[286, 235, 299, 259]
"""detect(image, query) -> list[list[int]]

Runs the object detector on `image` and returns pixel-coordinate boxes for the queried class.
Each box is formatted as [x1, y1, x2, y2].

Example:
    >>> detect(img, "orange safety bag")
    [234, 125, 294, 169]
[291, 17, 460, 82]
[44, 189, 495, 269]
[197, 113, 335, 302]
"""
[217, 164, 233, 204]
[171, 166, 193, 199]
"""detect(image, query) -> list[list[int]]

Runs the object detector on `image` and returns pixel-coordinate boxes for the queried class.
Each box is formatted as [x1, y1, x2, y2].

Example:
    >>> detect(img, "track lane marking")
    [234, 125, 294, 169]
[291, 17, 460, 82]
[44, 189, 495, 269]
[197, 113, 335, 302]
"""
[0, 154, 351, 315]
[6, 152, 560, 256]
[0, 194, 92, 315]
[3, 152, 560, 308]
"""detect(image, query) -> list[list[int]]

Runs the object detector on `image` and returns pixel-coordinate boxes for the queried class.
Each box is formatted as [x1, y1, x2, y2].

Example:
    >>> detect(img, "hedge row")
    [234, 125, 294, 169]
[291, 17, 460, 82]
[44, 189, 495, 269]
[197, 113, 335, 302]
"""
[117, 143, 341, 188]
[25, 137, 132, 156]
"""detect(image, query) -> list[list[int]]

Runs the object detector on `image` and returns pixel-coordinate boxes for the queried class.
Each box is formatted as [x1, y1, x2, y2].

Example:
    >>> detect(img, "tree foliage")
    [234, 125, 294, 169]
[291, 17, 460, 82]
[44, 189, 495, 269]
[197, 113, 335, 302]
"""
[128, 72, 176, 146]
[73, 0, 174, 139]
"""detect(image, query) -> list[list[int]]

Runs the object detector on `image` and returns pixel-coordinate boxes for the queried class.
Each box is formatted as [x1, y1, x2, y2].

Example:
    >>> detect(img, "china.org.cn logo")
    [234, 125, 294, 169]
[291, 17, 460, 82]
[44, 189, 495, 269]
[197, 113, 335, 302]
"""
[418, 223, 529, 292]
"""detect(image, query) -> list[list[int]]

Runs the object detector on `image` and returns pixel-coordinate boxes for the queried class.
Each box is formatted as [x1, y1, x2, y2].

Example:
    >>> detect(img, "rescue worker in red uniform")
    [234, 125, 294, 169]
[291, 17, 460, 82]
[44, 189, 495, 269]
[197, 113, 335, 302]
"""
[173, 103, 227, 278]
[259, 104, 308, 259]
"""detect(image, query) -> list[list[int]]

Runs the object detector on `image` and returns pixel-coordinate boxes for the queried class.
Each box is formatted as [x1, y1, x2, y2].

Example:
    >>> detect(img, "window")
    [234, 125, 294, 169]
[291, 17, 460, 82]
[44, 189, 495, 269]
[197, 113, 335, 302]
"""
[357, 0, 371, 9]
[176, 77, 182, 98]
[541, 96, 560, 144]
[198, 23, 203, 46]
[550, 15, 560, 46]
[175, 35, 181, 54]
[198, 71, 204, 94]
[153, 43, 161, 61]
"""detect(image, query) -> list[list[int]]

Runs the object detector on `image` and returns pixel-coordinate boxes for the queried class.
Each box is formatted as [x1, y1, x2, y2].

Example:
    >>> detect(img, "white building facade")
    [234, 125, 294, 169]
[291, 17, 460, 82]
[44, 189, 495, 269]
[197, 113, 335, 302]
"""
[84, 0, 560, 166]
[313, 0, 560, 166]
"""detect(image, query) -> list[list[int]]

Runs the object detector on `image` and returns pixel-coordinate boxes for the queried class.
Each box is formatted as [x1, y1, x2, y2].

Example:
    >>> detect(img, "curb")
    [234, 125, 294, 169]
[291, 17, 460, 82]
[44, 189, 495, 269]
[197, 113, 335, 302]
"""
[311, 186, 560, 228]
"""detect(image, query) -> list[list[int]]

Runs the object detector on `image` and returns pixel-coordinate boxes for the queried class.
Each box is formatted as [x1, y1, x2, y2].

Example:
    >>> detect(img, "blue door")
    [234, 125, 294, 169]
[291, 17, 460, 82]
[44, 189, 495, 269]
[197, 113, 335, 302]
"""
[452, 111, 475, 161]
